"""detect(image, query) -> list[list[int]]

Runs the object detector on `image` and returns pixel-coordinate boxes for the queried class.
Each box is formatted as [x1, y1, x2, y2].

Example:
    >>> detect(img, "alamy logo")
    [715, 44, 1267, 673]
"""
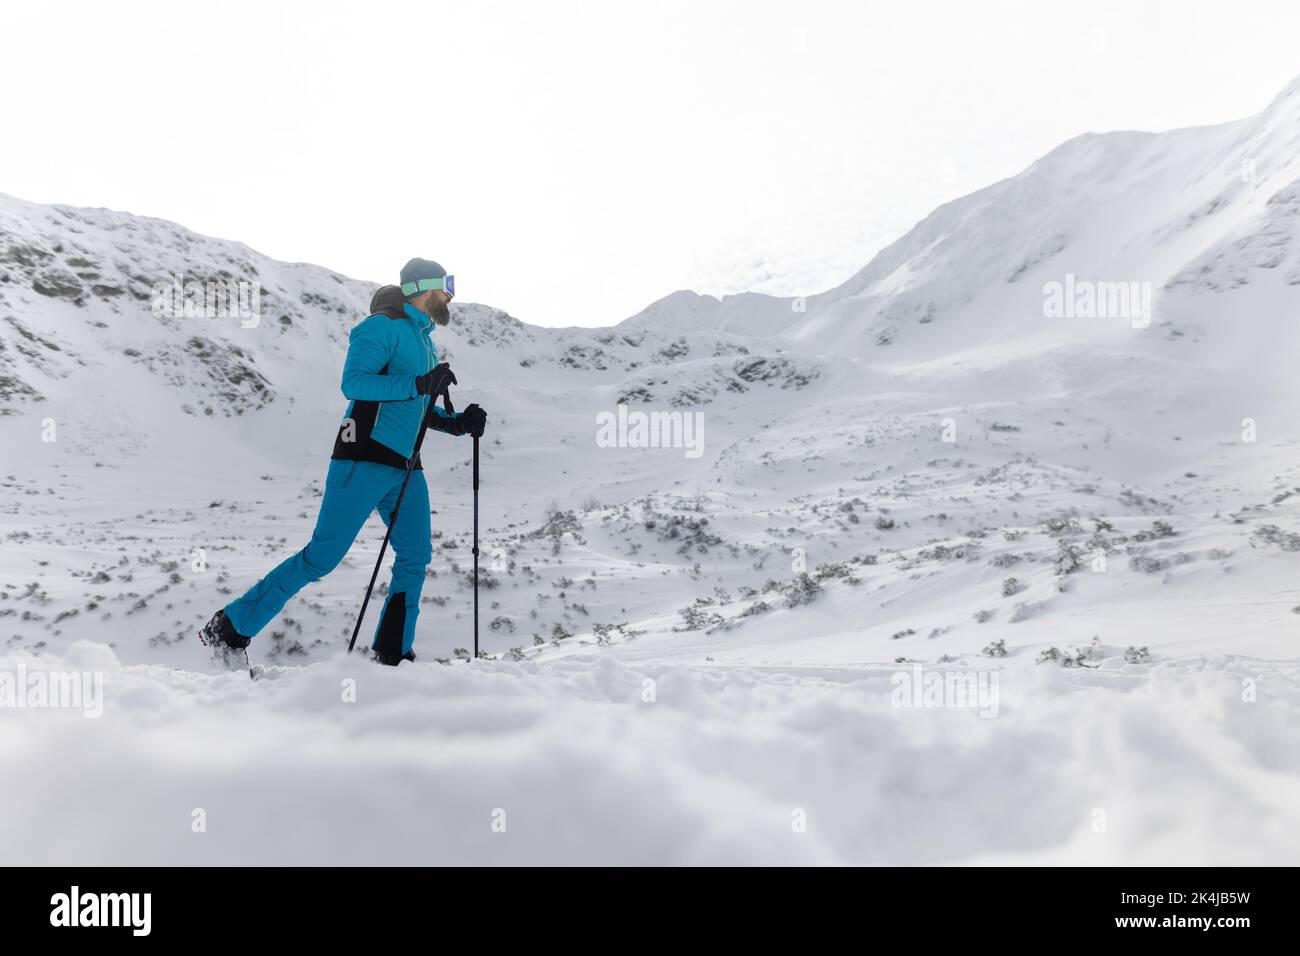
[595, 404, 704, 459]
[890, 664, 999, 718]
[0, 663, 103, 718]
[152, 274, 261, 327]
[50, 886, 151, 936]
[1042, 273, 1152, 329]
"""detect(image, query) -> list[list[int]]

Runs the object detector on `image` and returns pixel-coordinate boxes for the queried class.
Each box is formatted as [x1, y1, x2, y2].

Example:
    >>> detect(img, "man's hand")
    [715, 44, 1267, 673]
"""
[415, 363, 456, 397]
[459, 403, 487, 438]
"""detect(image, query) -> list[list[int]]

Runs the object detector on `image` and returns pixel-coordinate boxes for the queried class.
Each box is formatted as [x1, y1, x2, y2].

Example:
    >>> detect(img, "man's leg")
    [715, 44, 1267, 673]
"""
[224, 460, 391, 639]
[371, 470, 432, 659]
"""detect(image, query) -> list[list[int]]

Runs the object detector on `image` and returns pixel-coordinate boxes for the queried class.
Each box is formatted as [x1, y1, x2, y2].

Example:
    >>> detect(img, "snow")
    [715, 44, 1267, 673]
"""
[4, 643, 1295, 865]
[3, 77, 1300, 864]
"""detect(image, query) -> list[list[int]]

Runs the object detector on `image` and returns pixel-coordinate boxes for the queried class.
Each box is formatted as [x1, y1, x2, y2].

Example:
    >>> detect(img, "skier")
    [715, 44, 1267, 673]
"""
[199, 258, 488, 668]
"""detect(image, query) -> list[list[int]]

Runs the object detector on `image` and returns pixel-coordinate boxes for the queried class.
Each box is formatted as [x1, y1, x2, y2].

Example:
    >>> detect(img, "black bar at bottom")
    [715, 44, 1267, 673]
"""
[0, 866, 1288, 943]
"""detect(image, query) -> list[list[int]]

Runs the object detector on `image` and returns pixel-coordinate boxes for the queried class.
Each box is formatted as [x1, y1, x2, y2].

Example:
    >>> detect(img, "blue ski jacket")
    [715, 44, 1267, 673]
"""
[330, 298, 459, 470]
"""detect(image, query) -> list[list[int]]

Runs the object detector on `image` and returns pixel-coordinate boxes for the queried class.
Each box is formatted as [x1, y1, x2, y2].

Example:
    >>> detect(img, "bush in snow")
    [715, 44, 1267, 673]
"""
[531, 503, 585, 555]
[813, 562, 861, 585]
[1251, 524, 1300, 551]
[462, 571, 500, 590]
[592, 622, 643, 645]
[656, 513, 723, 555]
[918, 542, 979, 562]
[783, 573, 821, 608]
[1129, 555, 1170, 574]
[982, 639, 1008, 657]
[1001, 577, 1027, 597]
[674, 599, 725, 632]
[1128, 552, 1192, 574]
[1055, 540, 1086, 577]
[1123, 645, 1151, 664]
[1010, 600, 1048, 623]
[1131, 520, 1176, 542]
[1041, 514, 1081, 537]
[1037, 637, 1103, 668]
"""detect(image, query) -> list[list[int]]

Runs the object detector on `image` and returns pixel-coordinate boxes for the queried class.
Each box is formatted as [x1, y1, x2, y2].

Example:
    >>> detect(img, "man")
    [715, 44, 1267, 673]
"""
[199, 258, 487, 668]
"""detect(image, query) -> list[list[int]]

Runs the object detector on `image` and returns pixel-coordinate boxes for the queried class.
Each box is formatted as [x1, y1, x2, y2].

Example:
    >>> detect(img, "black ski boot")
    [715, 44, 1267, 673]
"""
[373, 650, 416, 667]
[371, 590, 415, 666]
[199, 609, 252, 672]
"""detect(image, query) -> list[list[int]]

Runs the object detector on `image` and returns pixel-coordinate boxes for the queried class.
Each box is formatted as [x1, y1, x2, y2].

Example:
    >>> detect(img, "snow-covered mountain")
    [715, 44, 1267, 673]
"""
[4, 77, 1300, 866]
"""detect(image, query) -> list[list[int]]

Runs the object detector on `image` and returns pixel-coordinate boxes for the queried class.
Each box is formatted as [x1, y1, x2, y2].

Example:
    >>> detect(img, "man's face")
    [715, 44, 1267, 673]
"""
[413, 289, 452, 326]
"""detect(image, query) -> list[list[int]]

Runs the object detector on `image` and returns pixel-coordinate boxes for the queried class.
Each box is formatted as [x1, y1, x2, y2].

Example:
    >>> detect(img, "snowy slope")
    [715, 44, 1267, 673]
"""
[784, 75, 1300, 365]
[3, 78, 1300, 865]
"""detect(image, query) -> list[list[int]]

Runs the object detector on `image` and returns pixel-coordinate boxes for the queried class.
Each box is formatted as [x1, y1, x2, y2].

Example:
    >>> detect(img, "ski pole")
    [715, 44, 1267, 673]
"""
[347, 380, 453, 654]
[472, 432, 480, 659]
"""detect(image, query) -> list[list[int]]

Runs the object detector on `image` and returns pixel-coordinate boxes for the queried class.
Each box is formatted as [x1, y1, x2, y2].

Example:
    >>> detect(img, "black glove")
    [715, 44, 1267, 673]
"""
[415, 363, 456, 398]
[427, 403, 484, 437]
[459, 403, 487, 438]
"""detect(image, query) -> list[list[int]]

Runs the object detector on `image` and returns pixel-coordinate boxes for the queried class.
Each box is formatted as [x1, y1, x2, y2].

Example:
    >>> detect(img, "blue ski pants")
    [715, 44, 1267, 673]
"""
[224, 459, 432, 655]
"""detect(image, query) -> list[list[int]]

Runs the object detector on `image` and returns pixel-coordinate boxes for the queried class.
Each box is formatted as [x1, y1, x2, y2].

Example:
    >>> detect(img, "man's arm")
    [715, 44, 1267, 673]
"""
[426, 402, 464, 434]
[339, 315, 419, 402]
[428, 402, 486, 437]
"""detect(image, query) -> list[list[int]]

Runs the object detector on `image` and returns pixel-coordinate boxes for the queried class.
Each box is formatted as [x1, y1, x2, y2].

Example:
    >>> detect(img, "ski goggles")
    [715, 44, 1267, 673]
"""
[401, 275, 455, 299]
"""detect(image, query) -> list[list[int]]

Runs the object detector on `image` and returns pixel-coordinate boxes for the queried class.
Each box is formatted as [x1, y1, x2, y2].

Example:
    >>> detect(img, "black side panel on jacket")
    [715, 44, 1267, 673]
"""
[331, 397, 422, 471]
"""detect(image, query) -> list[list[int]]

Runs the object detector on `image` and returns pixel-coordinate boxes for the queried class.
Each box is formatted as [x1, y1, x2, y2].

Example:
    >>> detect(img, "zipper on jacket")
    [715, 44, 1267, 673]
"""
[375, 315, 437, 456]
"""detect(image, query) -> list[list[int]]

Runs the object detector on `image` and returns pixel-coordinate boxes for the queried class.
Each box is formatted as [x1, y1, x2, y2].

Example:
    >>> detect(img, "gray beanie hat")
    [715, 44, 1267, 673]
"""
[399, 258, 447, 298]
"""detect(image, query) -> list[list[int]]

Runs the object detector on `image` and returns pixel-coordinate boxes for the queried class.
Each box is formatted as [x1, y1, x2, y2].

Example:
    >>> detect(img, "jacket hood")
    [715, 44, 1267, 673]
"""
[369, 284, 406, 316]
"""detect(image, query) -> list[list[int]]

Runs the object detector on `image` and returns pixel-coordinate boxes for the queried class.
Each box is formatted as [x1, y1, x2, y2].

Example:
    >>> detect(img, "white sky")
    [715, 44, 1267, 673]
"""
[1, 0, 1298, 327]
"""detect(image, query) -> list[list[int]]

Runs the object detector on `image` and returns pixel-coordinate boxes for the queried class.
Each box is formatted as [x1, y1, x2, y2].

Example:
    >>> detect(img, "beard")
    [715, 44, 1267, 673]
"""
[429, 299, 452, 326]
